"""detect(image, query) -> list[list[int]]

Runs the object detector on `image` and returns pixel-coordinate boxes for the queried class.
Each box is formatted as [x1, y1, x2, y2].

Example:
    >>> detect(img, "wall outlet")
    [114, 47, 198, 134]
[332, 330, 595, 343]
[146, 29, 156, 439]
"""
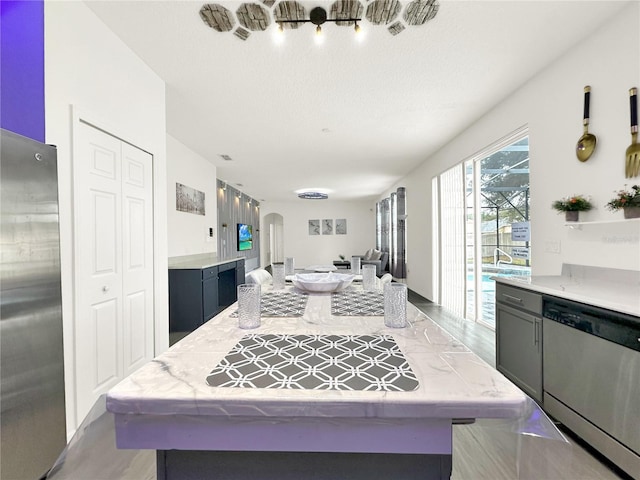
[206, 226, 215, 242]
[544, 240, 561, 254]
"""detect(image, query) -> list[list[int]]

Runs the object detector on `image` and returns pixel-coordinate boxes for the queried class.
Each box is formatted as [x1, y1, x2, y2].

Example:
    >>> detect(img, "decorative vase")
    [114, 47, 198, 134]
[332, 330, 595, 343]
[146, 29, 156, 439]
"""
[623, 206, 640, 219]
[565, 211, 579, 222]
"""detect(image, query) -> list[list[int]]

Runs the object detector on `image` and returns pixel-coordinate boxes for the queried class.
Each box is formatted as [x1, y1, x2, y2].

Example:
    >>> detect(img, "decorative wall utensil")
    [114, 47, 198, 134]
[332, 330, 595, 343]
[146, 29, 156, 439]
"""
[576, 86, 596, 162]
[625, 87, 639, 178]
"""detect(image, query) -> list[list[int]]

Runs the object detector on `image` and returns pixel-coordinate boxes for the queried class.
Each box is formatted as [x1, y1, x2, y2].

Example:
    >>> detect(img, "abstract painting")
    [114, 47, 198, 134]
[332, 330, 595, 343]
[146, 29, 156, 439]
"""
[322, 219, 333, 235]
[308, 219, 320, 235]
[176, 182, 205, 215]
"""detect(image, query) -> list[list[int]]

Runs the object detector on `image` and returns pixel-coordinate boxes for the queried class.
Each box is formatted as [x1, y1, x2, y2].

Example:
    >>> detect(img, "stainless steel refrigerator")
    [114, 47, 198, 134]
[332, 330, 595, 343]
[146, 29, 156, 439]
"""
[1, 128, 67, 479]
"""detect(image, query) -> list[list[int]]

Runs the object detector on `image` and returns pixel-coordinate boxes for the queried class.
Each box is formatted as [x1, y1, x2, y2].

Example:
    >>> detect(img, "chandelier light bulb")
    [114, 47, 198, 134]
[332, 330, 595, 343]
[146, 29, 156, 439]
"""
[314, 24, 324, 45]
[273, 22, 285, 44]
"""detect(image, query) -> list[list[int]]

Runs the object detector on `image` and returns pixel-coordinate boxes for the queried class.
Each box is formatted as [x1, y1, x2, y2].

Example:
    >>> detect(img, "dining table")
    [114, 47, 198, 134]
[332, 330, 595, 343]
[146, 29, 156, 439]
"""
[106, 282, 548, 480]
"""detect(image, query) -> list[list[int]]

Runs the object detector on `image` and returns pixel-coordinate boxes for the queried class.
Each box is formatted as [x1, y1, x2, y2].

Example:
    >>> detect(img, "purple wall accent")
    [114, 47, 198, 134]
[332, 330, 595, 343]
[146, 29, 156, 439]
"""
[1, 0, 45, 142]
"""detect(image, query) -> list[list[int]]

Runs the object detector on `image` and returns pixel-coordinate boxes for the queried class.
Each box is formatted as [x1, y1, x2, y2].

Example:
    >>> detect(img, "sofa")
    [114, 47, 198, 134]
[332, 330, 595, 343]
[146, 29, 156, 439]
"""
[356, 249, 389, 277]
[245, 268, 273, 285]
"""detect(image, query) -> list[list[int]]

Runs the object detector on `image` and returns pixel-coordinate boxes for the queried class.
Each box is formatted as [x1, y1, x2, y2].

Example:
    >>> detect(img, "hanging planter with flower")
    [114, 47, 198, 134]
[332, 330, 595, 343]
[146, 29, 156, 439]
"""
[551, 195, 593, 221]
[605, 185, 640, 219]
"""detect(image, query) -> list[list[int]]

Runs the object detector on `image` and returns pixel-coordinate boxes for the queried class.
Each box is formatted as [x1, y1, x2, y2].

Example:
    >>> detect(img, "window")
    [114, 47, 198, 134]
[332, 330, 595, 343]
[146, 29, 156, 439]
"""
[376, 188, 407, 278]
[434, 128, 530, 327]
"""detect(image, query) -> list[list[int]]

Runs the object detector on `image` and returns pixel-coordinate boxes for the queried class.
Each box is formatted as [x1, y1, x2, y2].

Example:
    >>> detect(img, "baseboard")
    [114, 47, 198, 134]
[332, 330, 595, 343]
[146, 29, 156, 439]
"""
[407, 289, 434, 304]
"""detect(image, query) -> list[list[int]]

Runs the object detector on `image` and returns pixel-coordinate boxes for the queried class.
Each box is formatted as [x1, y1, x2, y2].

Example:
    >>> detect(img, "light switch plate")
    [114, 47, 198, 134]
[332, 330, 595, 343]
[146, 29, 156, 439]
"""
[544, 240, 561, 254]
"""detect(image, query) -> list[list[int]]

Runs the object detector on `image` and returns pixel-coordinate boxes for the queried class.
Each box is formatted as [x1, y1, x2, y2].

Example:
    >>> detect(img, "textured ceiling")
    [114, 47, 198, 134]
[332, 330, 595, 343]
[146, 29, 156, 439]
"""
[84, 0, 628, 202]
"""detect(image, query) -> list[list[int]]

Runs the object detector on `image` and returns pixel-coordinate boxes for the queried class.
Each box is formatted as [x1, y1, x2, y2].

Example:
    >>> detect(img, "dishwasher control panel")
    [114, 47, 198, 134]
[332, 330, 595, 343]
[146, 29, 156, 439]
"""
[543, 297, 640, 352]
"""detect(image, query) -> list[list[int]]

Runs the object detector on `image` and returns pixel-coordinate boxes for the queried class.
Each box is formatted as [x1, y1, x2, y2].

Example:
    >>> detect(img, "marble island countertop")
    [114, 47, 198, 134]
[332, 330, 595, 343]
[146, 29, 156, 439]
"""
[106, 289, 529, 422]
[493, 264, 640, 317]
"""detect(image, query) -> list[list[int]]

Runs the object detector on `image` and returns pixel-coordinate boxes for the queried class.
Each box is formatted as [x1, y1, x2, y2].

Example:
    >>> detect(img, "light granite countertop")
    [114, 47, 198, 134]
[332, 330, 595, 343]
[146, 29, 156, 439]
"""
[168, 253, 244, 270]
[493, 264, 640, 318]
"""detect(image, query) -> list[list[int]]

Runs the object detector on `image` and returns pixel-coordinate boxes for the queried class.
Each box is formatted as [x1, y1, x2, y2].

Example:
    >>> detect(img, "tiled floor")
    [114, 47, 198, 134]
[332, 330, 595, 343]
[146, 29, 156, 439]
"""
[49, 292, 631, 479]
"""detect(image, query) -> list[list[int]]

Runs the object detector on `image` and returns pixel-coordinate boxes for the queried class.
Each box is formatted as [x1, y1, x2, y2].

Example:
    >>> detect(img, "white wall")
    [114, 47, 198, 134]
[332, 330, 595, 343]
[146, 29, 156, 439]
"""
[45, 1, 168, 435]
[384, 2, 640, 301]
[167, 134, 217, 257]
[260, 200, 376, 269]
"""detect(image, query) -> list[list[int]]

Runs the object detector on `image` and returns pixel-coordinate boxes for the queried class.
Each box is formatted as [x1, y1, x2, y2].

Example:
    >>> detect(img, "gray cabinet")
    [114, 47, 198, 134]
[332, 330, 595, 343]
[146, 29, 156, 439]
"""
[169, 259, 245, 333]
[495, 283, 543, 403]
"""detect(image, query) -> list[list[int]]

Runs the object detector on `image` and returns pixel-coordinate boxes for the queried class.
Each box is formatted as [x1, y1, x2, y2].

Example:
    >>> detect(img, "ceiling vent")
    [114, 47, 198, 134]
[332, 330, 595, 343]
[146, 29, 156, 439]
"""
[220, 154, 233, 161]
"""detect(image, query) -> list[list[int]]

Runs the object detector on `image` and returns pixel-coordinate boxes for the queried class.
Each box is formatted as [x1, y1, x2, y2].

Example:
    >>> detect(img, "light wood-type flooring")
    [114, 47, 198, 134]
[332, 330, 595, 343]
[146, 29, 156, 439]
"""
[49, 292, 631, 479]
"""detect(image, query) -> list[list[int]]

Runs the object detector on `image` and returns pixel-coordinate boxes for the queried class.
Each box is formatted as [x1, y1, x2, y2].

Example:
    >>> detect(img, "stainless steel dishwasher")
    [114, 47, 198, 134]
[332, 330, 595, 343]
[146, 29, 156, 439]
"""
[542, 296, 640, 480]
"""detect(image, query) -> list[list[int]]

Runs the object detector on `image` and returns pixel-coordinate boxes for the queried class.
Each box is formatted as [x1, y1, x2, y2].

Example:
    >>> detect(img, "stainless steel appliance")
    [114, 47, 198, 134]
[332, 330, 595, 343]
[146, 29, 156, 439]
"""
[543, 296, 640, 480]
[1, 129, 66, 479]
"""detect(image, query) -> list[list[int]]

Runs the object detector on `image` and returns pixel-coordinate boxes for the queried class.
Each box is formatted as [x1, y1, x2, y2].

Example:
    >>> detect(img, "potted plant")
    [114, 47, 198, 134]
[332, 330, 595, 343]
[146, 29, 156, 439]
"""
[551, 194, 593, 221]
[605, 184, 640, 219]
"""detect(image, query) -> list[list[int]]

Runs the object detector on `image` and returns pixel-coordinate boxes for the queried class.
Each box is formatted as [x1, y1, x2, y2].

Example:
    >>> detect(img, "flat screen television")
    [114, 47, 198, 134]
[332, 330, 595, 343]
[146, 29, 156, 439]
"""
[237, 223, 253, 251]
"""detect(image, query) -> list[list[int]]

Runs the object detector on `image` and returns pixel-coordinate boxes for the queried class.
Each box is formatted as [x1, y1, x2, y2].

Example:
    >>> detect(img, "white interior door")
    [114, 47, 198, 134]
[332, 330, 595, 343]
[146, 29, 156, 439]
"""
[121, 143, 154, 375]
[74, 122, 154, 424]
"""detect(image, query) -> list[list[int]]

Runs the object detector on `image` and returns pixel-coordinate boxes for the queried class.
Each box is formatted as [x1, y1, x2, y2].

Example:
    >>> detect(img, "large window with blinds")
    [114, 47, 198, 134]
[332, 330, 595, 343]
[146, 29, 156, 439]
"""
[376, 188, 406, 279]
[436, 165, 466, 317]
[434, 128, 531, 327]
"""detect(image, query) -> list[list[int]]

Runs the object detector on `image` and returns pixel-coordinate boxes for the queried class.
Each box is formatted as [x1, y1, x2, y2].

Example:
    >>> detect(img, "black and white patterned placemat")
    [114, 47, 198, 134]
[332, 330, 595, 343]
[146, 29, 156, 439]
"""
[331, 291, 384, 316]
[230, 291, 308, 317]
[206, 334, 419, 392]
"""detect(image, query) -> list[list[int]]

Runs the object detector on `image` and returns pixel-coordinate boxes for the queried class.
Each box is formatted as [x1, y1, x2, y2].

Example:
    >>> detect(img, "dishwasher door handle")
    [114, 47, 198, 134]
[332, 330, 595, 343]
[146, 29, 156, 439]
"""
[502, 293, 523, 305]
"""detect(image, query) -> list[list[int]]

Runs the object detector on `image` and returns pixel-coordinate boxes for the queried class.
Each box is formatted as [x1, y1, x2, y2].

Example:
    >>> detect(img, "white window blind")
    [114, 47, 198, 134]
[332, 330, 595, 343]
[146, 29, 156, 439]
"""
[438, 165, 466, 317]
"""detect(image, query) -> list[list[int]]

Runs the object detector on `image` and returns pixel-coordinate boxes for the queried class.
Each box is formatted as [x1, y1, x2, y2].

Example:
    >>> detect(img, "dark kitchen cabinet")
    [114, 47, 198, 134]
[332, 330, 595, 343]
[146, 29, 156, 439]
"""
[202, 275, 219, 321]
[235, 260, 245, 289]
[217, 262, 237, 311]
[495, 283, 543, 403]
[169, 259, 245, 333]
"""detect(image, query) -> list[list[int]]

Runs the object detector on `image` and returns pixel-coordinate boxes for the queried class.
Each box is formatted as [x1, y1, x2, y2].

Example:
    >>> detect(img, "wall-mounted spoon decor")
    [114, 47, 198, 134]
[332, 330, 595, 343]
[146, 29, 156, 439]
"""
[576, 85, 596, 162]
[625, 87, 639, 178]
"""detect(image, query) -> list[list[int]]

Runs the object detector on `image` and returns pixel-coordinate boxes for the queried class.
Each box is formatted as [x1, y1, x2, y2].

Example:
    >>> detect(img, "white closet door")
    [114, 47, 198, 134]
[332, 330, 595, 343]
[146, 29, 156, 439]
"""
[74, 123, 154, 424]
[121, 142, 154, 375]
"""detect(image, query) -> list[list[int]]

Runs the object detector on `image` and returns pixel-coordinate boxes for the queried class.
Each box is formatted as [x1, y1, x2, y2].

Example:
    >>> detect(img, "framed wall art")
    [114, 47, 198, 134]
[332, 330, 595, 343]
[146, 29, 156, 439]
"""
[176, 182, 205, 215]
[308, 219, 320, 235]
[322, 219, 333, 235]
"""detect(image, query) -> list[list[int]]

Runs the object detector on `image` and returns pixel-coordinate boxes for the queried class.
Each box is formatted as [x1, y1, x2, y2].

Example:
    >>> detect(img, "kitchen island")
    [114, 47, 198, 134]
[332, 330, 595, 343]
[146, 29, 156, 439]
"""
[107, 285, 540, 480]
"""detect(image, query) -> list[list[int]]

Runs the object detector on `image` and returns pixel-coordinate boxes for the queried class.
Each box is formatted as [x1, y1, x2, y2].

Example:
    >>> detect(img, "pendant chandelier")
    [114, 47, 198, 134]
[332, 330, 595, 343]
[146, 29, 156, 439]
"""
[199, 0, 440, 41]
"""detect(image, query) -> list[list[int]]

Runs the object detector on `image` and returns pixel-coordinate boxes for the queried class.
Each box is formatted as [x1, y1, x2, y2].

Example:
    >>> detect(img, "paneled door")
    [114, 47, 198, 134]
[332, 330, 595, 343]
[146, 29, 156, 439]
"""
[74, 122, 154, 425]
